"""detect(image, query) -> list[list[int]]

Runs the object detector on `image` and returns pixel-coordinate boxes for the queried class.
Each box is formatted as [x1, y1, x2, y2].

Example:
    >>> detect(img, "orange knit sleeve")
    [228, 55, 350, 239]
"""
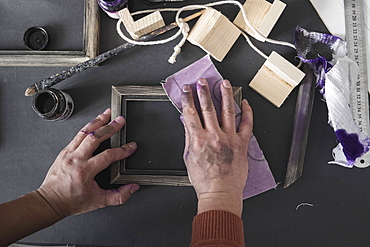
[190, 210, 245, 247]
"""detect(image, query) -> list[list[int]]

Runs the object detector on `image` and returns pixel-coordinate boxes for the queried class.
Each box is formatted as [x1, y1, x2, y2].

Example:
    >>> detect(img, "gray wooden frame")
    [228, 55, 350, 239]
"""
[0, 0, 99, 67]
[110, 85, 242, 186]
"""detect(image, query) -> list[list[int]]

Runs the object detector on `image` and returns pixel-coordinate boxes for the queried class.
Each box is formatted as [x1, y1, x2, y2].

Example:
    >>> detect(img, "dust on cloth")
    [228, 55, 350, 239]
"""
[162, 55, 276, 199]
[295, 26, 370, 167]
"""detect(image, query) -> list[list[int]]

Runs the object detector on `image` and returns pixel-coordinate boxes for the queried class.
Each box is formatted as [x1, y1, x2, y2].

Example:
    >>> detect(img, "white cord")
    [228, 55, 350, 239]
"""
[241, 32, 268, 59]
[168, 19, 190, 64]
[116, 18, 184, 46]
[116, 0, 296, 63]
[265, 36, 296, 49]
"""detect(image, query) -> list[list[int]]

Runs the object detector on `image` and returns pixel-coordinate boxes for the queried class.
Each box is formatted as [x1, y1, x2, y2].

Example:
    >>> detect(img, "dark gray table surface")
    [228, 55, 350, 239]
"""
[2, 0, 370, 246]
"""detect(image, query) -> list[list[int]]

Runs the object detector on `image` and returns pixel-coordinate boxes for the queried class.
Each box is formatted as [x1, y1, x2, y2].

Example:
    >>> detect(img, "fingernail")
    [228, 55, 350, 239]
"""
[222, 80, 232, 88]
[198, 78, 207, 86]
[243, 99, 249, 106]
[130, 184, 140, 194]
[182, 84, 191, 93]
[179, 115, 185, 124]
[103, 108, 110, 114]
[115, 116, 125, 124]
[127, 142, 137, 149]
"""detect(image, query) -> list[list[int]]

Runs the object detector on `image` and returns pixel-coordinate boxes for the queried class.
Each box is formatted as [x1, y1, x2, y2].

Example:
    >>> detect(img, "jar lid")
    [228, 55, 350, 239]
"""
[23, 27, 49, 51]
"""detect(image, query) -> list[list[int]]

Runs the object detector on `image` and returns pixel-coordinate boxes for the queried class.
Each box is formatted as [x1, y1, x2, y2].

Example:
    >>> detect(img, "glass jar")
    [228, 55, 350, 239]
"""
[97, 0, 128, 19]
[32, 88, 74, 122]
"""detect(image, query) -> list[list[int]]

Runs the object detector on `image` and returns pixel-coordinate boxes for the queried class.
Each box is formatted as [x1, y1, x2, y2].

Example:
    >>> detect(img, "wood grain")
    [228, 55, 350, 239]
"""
[187, 8, 241, 62]
[233, 0, 286, 40]
[119, 8, 165, 39]
[249, 51, 305, 107]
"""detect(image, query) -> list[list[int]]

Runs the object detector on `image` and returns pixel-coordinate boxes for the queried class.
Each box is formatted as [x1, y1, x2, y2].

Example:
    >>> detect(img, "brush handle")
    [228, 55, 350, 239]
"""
[31, 21, 177, 93]
[34, 42, 136, 92]
[27, 10, 205, 95]
[31, 20, 174, 92]
[32, 19, 185, 92]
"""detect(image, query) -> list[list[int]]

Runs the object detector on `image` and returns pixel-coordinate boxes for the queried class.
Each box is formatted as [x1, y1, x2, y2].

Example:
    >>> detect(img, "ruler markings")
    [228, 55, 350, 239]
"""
[344, 0, 370, 167]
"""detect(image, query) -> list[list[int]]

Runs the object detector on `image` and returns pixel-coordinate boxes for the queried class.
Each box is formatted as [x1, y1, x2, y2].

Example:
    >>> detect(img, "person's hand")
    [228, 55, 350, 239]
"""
[37, 108, 140, 219]
[181, 78, 253, 216]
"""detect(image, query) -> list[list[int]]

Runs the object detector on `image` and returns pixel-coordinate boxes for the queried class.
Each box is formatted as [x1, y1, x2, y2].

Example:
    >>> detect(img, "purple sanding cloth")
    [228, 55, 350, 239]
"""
[162, 55, 276, 199]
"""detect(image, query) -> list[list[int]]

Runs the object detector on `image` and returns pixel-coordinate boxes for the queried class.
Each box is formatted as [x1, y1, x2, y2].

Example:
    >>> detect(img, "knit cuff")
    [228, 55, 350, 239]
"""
[190, 210, 245, 247]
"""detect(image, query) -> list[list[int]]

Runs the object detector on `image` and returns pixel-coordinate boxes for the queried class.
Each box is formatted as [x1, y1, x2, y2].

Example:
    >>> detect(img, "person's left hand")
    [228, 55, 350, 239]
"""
[37, 108, 139, 218]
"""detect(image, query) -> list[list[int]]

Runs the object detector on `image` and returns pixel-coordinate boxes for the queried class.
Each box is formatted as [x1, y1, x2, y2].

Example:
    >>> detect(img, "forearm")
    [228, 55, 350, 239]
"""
[0, 191, 62, 246]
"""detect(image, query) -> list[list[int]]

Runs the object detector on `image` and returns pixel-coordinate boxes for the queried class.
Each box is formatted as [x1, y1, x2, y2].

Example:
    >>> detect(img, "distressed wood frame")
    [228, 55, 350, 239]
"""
[110, 85, 242, 186]
[0, 0, 99, 67]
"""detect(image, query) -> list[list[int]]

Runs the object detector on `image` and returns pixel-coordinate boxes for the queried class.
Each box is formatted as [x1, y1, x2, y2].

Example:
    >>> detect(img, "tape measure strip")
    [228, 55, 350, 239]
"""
[344, 0, 370, 167]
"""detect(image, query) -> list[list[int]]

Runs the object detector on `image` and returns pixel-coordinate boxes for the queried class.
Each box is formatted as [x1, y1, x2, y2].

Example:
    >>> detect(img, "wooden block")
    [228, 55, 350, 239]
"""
[187, 8, 241, 62]
[233, 0, 286, 40]
[119, 8, 165, 39]
[249, 51, 305, 107]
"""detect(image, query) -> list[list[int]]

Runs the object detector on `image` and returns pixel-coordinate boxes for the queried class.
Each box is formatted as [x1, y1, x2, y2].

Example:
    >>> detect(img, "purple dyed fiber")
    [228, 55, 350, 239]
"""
[335, 129, 365, 163]
[294, 26, 345, 91]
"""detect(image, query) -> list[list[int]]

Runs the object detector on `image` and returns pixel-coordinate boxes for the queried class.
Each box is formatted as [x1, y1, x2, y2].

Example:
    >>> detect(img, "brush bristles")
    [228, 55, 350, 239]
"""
[25, 85, 37, 96]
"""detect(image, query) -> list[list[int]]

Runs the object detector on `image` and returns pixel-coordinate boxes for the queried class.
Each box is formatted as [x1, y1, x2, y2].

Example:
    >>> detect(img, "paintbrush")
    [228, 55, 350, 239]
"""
[25, 10, 205, 96]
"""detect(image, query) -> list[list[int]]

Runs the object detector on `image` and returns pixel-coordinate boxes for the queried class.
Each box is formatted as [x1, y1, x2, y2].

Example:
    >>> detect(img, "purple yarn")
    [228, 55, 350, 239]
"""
[294, 26, 345, 93]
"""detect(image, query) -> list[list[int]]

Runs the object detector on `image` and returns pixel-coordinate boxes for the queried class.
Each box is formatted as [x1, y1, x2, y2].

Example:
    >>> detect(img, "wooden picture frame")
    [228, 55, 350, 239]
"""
[110, 85, 243, 186]
[0, 0, 99, 67]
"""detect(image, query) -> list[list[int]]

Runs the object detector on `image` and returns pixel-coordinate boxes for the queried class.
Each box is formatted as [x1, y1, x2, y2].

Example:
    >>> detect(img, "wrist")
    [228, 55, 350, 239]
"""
[37, 187, 69, 219]
[197, 191, 243, 217]
[31, 191, 65, 221]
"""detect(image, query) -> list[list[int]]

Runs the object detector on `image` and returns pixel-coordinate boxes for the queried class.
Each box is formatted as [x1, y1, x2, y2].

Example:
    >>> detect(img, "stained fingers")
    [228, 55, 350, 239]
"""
[90, 142, 137, 175]
[77, 115, 126, 157]
[196, 79, 219, 130]
[104, 183, 140, 207]
[68, 108, 112, 150]
[182, 84, 202, 135]
[220, 80, 236, 132]
[238, 99, 253, 142]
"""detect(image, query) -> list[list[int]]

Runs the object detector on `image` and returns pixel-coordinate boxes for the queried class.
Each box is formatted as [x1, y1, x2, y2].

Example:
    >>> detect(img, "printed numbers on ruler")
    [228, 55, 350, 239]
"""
[344, 0, 370, 167]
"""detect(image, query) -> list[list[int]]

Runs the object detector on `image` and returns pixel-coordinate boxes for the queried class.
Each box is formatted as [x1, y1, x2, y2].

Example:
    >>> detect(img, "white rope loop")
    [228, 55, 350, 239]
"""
[168, 18, 190, 64]
[116, 18, 183, 46]
[241, 32, 268, 60]
[116, 0, 296, 63]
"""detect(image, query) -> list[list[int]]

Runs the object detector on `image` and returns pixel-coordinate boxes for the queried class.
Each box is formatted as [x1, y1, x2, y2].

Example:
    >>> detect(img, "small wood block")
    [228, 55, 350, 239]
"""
[119, 8, 165, 39]
[249, 51, 305, 107]
[187, 8, 241, 62]
[233, 0, 286, 40]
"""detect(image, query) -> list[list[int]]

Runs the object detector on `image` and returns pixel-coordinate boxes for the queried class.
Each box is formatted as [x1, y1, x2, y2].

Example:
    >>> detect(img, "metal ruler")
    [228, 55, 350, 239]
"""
[344, 0, 370, 167]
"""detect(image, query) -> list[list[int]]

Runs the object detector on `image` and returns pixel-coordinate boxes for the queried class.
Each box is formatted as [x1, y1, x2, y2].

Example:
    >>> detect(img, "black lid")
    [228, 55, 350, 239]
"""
[23, 27, 49, 51]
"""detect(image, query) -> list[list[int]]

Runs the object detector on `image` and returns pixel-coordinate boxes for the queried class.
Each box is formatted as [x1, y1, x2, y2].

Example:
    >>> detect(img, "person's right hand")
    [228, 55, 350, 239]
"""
[181, 78, 253, 216]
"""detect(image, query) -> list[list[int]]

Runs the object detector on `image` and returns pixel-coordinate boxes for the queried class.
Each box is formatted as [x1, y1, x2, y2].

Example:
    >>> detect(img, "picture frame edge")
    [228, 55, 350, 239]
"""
[109, 85, 242, 186]
[0, 0, 99, 67]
